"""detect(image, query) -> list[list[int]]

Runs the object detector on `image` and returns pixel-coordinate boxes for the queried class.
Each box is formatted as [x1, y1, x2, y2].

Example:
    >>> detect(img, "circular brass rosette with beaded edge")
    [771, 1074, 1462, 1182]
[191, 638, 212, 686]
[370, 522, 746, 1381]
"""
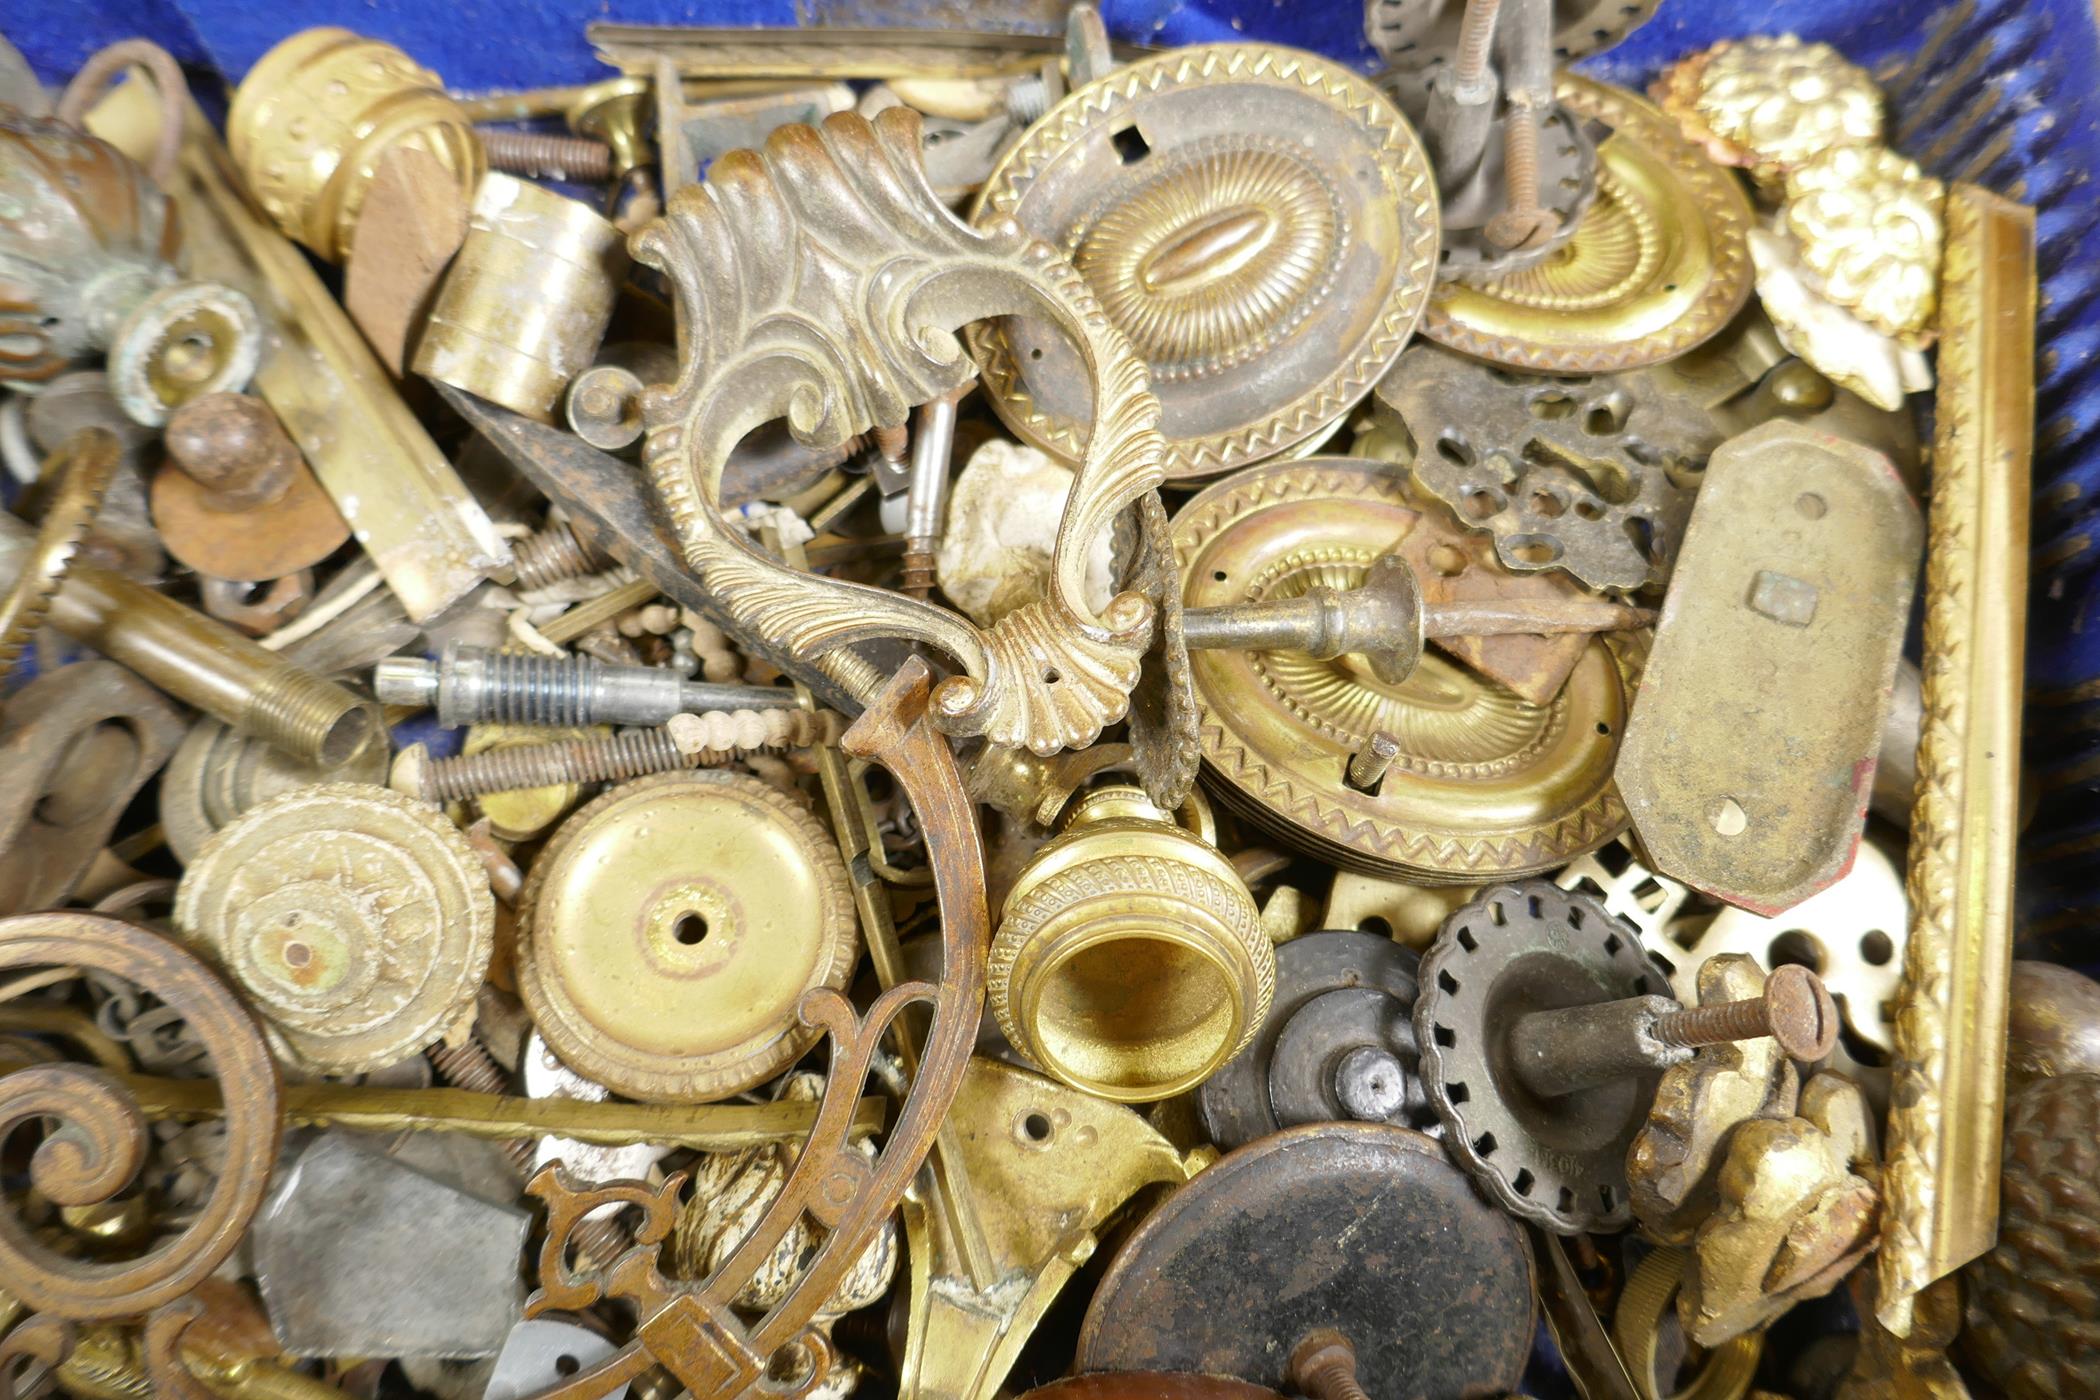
[1422, 75, 1754, 373]
[1172, 457, 1637, 878]
[516, 769, 859, 1103]
[967, 44, 1440, 480]
[173, 782, 495, 1076]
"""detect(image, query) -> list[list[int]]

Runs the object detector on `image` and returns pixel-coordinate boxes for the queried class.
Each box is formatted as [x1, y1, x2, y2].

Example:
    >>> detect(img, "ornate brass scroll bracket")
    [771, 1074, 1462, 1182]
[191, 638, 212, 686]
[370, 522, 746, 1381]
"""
[637, 108, 1166, 756]
[0, 912, 282, 1322]
[515, 657, 988, 1400]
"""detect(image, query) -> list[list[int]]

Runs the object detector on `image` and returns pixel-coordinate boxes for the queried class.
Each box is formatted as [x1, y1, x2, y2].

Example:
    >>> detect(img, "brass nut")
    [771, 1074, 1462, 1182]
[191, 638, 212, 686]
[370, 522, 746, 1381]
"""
[990, 784, 1273, 1102]
[515, 770, 859, 1103]
[227, 27, 485, 262]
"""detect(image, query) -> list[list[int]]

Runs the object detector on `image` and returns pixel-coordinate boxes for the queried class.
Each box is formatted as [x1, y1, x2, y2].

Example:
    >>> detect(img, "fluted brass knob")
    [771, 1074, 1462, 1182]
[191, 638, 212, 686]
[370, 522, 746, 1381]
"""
[228, 28, 484, 262]
[990, 784, 1273, 1102]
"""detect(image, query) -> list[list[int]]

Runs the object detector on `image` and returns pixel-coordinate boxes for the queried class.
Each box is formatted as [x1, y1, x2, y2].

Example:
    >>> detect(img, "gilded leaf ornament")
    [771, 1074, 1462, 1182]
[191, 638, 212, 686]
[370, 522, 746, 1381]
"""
[636, 108, 1166, 755]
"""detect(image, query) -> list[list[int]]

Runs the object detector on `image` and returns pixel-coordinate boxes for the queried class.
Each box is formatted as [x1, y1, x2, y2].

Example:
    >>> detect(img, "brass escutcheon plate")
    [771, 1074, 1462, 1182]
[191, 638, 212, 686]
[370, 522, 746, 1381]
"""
[1422, 75, 1754, 374]
[970, 44, 1440, 480]
[1172, 456, 1635, 878]
[1616, 420, 1922, 917]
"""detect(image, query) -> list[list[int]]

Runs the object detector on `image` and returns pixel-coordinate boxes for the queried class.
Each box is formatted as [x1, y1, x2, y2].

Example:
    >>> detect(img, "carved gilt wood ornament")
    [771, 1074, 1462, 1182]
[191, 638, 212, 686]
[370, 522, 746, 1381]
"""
[636, 108, 1170, 756]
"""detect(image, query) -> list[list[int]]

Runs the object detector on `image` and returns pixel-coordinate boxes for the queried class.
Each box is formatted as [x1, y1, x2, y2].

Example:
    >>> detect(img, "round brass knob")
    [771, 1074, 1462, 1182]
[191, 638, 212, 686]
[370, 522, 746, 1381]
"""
[990, 784, 1272, 1102]
[516, 770, 858, 1103]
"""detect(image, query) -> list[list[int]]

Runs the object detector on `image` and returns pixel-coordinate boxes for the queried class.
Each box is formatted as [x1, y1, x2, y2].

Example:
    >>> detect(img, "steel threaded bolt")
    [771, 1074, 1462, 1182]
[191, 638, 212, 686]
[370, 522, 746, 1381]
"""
[479, 127, 615, 182]
[1291, 1330, 1371, 1400]
[1651, 963, 1840, 1061]
[510, 520, 604, 592]
[374, 644, 797, 728]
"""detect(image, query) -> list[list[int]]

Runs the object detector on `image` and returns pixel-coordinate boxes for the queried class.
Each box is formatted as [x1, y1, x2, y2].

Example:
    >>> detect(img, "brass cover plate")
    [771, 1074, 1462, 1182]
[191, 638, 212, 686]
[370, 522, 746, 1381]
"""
[173, 782, 495, 1075]
[1422, 76, 1753, 374]
[1172, 457, 1633, 878]
[1076, 1122, 1535, 1400]
[970, 44, 1440, 480]
[1617, 420, 1921, 917]
[516, 770, 858, 1103]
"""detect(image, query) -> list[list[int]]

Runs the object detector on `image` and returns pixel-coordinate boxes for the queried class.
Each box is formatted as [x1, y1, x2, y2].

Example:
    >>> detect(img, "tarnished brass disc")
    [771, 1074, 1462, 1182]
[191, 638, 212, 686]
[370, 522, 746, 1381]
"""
[1422, 75, 1753, 373]
[173, 782, 494, 1074]
[516, 770, 858, 1103]
[1172, 457, 1634, 878]
[969, 44, 1440, 480]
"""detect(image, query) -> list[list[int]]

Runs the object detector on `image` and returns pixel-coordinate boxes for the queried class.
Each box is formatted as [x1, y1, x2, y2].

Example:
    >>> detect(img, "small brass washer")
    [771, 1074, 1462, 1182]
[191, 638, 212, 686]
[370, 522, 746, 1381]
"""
[516, 770, 859, 1103]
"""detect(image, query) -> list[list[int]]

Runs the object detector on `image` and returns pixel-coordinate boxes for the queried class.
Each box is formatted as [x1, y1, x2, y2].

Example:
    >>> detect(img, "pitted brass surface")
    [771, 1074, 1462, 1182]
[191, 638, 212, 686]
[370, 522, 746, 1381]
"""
[174, 782, 495, 1074]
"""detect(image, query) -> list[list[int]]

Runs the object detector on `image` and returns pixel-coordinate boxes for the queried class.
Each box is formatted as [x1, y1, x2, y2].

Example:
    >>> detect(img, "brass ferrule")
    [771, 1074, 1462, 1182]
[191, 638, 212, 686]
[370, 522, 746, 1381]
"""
[988, 784, 1273, 1103]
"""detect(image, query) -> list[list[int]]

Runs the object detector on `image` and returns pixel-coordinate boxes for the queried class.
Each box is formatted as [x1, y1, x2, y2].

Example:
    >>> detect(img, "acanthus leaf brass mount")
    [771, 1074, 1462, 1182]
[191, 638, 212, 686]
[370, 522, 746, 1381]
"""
[635, 107, 1166, 756]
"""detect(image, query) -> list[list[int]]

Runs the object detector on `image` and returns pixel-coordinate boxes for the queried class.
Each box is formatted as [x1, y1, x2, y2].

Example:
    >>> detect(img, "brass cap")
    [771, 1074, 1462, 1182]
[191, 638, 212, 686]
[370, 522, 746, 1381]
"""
[990, 784, 1273, 1102]
[228, 27, 484, 262]
[516, 770, 858, 1103]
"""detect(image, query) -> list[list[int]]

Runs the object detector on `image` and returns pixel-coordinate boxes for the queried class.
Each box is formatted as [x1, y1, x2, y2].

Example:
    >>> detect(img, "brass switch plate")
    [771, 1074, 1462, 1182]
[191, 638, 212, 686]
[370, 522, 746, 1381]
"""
[1617, 419, 1921, 916]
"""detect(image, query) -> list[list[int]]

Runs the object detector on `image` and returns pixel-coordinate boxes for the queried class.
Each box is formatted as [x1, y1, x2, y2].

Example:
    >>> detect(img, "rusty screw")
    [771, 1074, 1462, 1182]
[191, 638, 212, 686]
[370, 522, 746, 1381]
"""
[430, 1038, 535, 1175]
[163, 392, 299, 511]
[479, 127, 615, 183]
[1290, 1330, 1371, 1400]
[1484, 96, 1560, 252]
[1452, 0, 1503, 83]
[1504, 964, 1841, 1101]
[510, 519, 605, 592]
[1651, 963, 1839, 1060]
[390, 710, 840, 802]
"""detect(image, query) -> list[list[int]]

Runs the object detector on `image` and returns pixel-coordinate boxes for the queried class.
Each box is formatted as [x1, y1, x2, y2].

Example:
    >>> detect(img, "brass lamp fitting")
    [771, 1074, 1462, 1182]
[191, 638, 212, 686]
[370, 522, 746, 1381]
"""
[989, 783, 1273, 1103]
[413, 174, 630, 421]
[228, 28, 484, 263]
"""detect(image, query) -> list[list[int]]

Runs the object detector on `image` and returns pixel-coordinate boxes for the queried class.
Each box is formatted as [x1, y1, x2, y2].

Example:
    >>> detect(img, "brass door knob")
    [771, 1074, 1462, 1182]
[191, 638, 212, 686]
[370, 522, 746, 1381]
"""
[989, 783, 1272, 1102]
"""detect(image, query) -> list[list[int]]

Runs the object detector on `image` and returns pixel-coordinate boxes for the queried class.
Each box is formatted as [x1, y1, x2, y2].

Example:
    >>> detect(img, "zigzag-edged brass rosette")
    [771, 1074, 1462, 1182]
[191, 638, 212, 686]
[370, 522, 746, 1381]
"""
[1422, 75, 1753, 373]
[1171, 457, 1635, 878]
[968, 44, 1440, 480]
[636, 109, 1165, 757]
